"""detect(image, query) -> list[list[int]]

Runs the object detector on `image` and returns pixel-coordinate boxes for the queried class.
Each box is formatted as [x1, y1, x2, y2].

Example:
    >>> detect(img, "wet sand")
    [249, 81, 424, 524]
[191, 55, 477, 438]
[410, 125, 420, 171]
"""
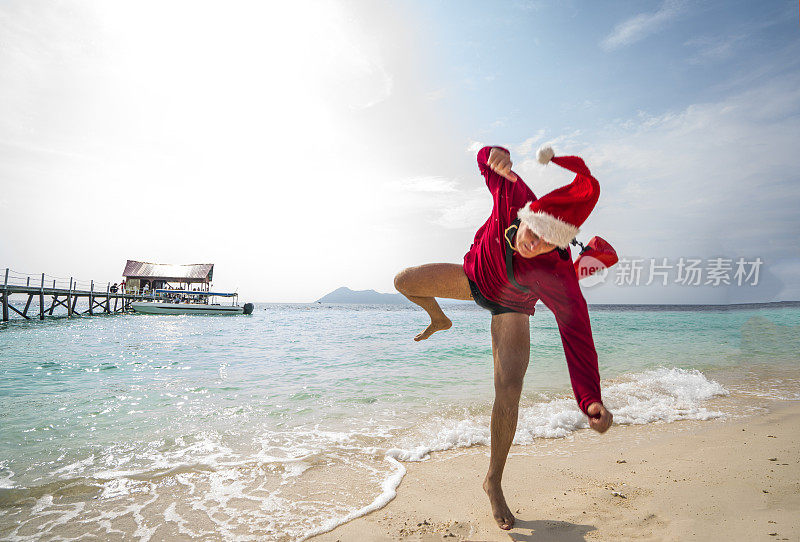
[311, 397, 800, 541]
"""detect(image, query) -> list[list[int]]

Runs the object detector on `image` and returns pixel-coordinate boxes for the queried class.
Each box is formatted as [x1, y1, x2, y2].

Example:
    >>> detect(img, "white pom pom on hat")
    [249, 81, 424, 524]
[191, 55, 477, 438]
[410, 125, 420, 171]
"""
[537, 145, 555, 164]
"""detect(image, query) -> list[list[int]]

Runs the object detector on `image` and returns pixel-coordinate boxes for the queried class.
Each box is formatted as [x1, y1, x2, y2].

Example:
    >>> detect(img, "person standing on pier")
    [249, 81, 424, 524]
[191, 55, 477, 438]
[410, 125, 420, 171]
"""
[394, 144, 613, 531]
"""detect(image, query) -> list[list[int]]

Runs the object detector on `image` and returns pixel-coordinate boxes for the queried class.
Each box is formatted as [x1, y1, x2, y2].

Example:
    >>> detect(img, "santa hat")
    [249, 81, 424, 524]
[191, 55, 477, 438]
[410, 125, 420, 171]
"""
[516, 146, 601, 249]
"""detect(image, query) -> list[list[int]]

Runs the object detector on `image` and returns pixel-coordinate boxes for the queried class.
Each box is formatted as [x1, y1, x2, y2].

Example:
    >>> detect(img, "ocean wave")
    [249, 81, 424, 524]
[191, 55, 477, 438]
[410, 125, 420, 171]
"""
[388, 367, 729, 462]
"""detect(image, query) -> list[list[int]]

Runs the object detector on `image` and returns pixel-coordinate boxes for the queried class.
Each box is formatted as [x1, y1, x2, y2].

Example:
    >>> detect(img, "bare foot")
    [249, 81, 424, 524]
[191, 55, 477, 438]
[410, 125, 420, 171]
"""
[414, 317, 452, 341]
[483, 477, 515, 530]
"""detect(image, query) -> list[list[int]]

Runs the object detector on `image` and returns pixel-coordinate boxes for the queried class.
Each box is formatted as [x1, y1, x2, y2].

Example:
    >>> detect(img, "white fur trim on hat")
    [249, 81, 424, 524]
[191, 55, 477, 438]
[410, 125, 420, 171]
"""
[517, 206, 579, 248]
[537, 145, 554, 164]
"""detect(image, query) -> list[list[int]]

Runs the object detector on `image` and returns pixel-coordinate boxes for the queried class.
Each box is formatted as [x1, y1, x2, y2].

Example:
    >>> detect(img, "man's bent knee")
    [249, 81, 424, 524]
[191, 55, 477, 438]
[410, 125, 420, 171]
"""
[394, 268, 412, 293]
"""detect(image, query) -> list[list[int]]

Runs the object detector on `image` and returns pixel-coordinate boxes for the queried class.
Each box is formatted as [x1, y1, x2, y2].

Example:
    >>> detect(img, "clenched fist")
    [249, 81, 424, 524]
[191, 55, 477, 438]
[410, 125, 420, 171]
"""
[586, 402, 613, 433]
[487, 147, 518, 182]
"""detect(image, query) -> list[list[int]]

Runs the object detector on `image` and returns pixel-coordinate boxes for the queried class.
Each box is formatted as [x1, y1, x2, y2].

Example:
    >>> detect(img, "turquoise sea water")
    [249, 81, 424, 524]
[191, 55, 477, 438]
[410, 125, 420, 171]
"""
[1, 303, 799, 540]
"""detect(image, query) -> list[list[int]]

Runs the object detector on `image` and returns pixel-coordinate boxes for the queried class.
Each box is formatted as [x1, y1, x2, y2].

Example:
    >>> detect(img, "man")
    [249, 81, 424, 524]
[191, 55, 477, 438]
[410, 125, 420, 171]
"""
[394, 144, 613, 531]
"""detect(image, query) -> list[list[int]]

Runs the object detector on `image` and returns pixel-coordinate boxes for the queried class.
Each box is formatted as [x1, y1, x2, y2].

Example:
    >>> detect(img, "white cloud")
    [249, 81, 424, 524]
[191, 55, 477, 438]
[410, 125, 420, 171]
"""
[349, 63, 394, 110]
[425, 88, 446, 101]
[513, 130, 546, 156]
[772, 259, 800, 301]
[466, 140, 484, 153]
[391, 176, 458, 193]
[684, 34, 746, 64]
[541, 130, 583, 153]
[513, 0, 545, 11]
[601, 0, 684, 51]
[433, 192, 491, 230]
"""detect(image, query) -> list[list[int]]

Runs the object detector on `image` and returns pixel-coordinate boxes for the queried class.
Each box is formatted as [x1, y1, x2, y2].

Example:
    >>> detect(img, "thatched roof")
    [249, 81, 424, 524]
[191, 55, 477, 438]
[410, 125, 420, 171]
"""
[122, 260, 213, 283]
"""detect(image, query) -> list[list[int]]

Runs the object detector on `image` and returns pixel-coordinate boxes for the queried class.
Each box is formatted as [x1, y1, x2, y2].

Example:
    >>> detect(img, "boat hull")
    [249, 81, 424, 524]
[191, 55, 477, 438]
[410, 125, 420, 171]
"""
[131, 302, 244, 315]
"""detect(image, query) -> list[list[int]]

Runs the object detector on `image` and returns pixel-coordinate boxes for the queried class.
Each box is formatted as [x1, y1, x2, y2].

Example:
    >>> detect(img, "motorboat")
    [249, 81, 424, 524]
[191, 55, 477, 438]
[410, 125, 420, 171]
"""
[131, 289, 253, 315]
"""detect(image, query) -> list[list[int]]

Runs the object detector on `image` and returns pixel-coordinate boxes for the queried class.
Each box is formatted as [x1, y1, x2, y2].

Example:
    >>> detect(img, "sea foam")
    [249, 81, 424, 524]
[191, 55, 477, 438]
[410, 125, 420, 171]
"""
[390, 367, 728, 461]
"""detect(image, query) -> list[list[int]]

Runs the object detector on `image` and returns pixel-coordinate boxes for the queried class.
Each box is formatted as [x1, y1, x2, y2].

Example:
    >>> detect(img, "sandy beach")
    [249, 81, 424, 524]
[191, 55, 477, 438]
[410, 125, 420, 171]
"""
[311, 396, 800, 542]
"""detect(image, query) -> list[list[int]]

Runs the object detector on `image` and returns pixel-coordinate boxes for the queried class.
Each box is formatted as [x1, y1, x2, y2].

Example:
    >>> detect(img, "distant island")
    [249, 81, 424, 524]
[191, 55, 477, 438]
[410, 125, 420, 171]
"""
[314, 287, 800, 309]
[315, 287, 410, 304]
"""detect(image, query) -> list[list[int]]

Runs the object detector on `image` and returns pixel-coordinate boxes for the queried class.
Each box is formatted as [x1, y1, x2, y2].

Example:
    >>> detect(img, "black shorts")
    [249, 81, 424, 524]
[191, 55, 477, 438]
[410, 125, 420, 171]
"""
[468, 279, 519, 316]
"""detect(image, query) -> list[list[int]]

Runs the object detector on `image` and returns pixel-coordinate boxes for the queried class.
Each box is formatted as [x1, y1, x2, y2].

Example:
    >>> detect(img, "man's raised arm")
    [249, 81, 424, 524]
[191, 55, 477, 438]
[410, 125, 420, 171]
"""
[477, 146, 518, 190]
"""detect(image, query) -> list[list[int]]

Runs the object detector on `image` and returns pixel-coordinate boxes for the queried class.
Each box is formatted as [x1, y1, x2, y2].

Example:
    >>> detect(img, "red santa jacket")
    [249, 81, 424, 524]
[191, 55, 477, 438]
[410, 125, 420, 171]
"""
[462, 146, 602, 414]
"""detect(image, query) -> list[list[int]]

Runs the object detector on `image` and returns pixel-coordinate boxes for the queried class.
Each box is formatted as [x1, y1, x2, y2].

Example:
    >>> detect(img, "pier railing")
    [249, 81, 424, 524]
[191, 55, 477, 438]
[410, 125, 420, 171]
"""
[0, 267, 158, 322]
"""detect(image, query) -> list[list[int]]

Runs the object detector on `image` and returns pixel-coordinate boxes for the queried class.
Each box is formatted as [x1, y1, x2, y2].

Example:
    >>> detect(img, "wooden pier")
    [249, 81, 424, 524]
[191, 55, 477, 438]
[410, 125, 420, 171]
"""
[0, 268, 158, 322]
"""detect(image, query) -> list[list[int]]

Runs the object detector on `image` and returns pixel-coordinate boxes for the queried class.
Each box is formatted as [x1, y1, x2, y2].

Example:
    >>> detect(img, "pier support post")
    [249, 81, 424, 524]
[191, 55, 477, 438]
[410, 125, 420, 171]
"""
[23, 294, 33, 317]
[2, 268, 8, 322]
[89, 280, 94, 316]
[49, 280, 57, 315]
[39, 273, 45, 320]
[105, 283, 111, 314]
[67, 278, 73, 318]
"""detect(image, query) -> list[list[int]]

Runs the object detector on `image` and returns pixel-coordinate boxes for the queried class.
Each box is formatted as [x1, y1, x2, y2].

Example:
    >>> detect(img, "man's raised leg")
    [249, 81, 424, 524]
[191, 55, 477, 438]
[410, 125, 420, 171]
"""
[394, 263, 472, 341]
[483, 311, 530, 530]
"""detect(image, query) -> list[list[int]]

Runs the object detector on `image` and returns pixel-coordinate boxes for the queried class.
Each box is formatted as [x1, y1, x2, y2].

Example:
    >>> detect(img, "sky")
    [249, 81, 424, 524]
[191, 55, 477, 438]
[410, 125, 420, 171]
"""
[1, 0, 798, 303]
